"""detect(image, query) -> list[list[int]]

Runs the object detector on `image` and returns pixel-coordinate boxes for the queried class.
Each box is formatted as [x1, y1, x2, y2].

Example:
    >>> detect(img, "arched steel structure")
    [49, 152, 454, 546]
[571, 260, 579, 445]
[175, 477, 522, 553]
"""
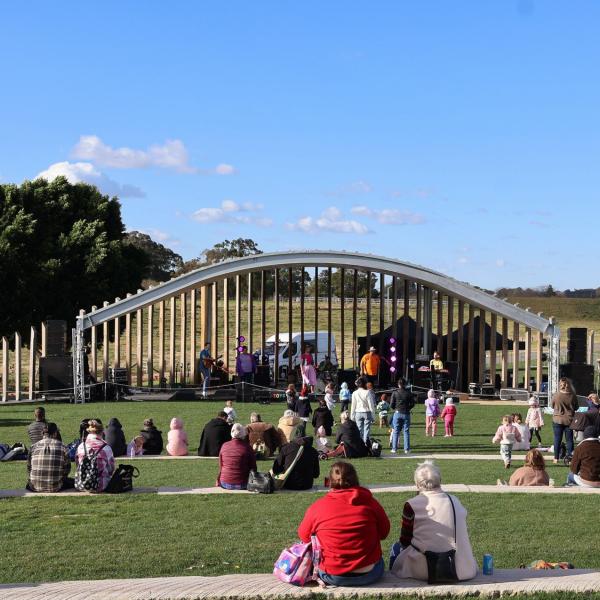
[73, 251, 559, 402]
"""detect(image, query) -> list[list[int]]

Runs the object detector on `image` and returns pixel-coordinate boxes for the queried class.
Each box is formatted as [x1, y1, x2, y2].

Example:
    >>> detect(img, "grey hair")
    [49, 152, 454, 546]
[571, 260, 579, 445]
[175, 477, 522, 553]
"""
[250, 412, 261, 423]
[340, 410, 350, 423]
[414, 461, 442, 491]
[231, 423, 248, 439]
[283, 409, 295, 418]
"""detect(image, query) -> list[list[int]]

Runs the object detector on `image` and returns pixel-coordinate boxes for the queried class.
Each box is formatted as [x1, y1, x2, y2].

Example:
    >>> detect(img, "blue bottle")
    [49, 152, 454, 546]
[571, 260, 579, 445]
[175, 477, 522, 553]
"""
[483, 554, 494, 575]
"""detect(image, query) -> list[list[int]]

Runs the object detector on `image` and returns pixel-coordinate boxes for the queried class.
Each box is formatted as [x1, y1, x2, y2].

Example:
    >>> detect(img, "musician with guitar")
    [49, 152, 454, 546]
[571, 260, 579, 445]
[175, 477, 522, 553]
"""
[199, 342, 214, 397]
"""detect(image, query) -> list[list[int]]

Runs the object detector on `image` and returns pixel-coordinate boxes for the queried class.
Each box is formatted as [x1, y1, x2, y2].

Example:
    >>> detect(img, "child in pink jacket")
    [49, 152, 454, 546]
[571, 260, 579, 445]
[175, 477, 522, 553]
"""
[440, 397, 457, 437]
[492, 415, 522, 468]
[166, 417, 189, 456]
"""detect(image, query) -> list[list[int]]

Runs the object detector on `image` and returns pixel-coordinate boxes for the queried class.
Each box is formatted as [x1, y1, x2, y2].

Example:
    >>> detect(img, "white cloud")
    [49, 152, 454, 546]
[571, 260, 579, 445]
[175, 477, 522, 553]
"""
[192, 199, 272, 227]
[351, 205, 426, 225]
[495, 258, 506, 268]
[286, 206, 370, 234]
[36, 161, 145, 198]
[457, 256, 469, 264]
[215, 163, 236, 175]
[135, 228, 181, 248]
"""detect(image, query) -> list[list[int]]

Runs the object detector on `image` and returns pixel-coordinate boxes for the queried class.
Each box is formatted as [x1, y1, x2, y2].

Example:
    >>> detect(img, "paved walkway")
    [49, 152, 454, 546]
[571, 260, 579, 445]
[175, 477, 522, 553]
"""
[3, 482, 599, 499]
[1, 570, 599, 599]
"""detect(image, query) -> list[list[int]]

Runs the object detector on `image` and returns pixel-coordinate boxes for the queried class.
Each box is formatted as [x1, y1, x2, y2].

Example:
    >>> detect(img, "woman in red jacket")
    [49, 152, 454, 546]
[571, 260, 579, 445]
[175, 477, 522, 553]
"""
[298, 462, 390, 586]
[217, 423, 256, 490]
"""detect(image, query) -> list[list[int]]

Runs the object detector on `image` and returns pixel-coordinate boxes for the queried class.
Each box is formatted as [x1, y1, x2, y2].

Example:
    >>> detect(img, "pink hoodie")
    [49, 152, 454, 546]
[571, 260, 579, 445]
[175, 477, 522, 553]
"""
[166, 417, 189, 456]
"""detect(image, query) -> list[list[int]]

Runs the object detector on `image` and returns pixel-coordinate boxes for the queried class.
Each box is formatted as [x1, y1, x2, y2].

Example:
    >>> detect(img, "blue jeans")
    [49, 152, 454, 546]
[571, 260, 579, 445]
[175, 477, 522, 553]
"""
[391, 411, 411, 452]
[553, 423, 574, 459]
[355, 412, 373, 444]
[318, 557, 384, 587]
[200, 367, 210, 395]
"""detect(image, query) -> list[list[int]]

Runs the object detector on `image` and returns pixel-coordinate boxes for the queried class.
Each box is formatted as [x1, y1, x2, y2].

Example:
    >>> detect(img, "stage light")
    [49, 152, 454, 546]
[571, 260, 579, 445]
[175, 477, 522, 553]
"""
[390, 356, 397, 362]
[390, 366, 396, 373]
[390, 346, 396, 353]
[237, 345, 245, 352]
[238, 335, 246, 342]
[389, 337, 396, 344]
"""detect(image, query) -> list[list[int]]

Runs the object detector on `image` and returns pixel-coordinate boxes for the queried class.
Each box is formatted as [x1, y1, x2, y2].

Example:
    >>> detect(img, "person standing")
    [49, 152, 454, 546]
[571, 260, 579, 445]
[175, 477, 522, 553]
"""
[390, 379, 415, 454]
[300, 344, 317, 393]
[360, 347, 381, 386]
[350, 378, 376, 444]
[236, 346, 256, 385]
[550, 377, 579, 463]
[199, 341, 212, 398]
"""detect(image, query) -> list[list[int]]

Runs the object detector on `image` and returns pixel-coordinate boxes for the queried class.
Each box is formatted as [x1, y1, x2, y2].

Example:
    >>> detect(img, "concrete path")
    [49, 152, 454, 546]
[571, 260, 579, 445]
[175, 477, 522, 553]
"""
[3, 482, 599, 499]
[1, 570, 599, 599]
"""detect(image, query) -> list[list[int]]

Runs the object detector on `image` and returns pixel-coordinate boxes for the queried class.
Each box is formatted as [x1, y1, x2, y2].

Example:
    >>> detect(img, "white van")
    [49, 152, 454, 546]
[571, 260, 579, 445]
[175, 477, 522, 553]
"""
[264, 331, 338, 380]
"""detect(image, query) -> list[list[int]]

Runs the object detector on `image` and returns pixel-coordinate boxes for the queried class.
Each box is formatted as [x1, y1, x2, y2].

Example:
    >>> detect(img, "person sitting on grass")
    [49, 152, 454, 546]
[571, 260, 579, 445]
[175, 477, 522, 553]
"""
[390, 461, 477, 582]
[140, 418, 164, 455]
[272, 435, 320, 490]
[327, 411, 368, 459]
[127, 435, 145, 457]
[26, 423, 73, 492]
[27, 407, 61, 446]
[298, 461, 389, 586]
[277, 409, 304, 445]
[312, 398, 334, 436]
[166, 417, 189, 456]
[217, 423, 256, 490]
[76, 420, 115, 493]
[105, 417, 127, 457]
[198, 411, 232, 456]
[509, 448, 549, 487]
[567, 425, 600, 488]
[246, 412, 280, 458]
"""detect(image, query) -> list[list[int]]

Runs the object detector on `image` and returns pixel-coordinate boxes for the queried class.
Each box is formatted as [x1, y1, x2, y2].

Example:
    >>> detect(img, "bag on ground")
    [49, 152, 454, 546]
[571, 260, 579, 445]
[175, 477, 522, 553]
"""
[247, 470, 274, 494]
[66, 439, 80, 462]
[105, 464, 139, 493]
[1, 443, 28, 462]
[273, 536, 321, 586]
[0, 443, 10, 460]
[252, 439, 267, 460]
[368, 438, 382, 458]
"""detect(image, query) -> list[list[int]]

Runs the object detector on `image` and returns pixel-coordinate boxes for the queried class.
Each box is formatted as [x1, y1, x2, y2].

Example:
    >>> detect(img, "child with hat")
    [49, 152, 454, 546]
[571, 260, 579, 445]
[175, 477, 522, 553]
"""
[440, 397, 457, 437]
[525, 396, 544, 445]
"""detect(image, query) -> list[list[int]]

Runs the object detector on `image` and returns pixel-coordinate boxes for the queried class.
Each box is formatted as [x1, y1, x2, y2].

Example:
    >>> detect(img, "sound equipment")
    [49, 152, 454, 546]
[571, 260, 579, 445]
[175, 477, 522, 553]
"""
[109, 367, 128, 384]
[254, 365, 271, 387]
[213, 388, 238, 401]
[567, 328, 587, 364]
[39, 356, 72, 391]
[468, 382, 495, 397]
[45, 320, 67, 356]
[567, 327, 587, 342]
[560, 363, 594, 395]
[337, 369, 358, 390]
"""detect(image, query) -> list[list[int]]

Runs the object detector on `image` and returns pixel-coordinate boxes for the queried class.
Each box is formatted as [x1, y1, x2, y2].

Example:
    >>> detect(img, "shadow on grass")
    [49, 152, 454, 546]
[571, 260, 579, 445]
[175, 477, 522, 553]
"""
[0, 419, 31, 427]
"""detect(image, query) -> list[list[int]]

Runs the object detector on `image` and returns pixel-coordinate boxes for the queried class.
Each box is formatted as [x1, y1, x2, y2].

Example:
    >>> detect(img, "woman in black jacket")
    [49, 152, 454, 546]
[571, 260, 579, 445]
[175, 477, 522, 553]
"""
[140, 418, 163, 455]
[327, 411, 368, 458]
[312, 399, 334, 435]
[105, 417, 127, 457]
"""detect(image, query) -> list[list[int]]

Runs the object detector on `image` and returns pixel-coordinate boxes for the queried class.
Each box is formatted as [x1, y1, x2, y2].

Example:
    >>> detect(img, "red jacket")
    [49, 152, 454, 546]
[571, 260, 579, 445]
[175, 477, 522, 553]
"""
[298, 486, 390, 575]
[217, 438, 256, 486]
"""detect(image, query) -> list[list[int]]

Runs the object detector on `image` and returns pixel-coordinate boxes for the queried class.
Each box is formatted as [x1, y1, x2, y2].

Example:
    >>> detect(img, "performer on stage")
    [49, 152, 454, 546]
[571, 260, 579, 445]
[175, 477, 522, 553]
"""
[300, 344, 317, 393]
[199, 341, 212, 398]
[236, 346, 257, 384]
[360, 346, 381, 386]
[429, 351, 444, 371]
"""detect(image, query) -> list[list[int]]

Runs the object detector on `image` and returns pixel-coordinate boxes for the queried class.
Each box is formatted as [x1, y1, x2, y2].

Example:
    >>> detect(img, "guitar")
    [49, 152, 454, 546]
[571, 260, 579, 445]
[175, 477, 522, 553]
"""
[202, 354, 223, 369]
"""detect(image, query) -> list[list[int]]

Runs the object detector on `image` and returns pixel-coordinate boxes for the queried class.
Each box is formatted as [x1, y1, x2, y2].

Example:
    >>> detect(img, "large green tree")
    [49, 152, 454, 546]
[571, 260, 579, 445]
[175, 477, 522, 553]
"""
[0, 177, 147, 335]
[124, 231, 183, 283]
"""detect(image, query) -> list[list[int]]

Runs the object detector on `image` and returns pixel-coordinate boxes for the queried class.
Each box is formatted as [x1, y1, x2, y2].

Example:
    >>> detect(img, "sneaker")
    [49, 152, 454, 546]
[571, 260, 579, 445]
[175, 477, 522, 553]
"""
[390, 449, 397, 454]
[404, 450, 411, 454]
[444, 434, 450, 437]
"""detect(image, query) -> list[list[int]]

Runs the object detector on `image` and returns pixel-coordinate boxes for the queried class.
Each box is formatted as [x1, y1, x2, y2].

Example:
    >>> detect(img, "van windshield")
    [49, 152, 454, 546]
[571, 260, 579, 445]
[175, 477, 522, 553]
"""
[282, 342, 297, 359]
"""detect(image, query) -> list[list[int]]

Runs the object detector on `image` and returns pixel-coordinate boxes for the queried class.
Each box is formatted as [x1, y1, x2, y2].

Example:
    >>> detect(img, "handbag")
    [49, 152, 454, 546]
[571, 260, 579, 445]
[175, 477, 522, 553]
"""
[105, 464, 140, 494]
[411, 494, 459, 584]
[569, 412, 587, 432]
[247, 470, 274, 494]
[273, 535, 321, 586]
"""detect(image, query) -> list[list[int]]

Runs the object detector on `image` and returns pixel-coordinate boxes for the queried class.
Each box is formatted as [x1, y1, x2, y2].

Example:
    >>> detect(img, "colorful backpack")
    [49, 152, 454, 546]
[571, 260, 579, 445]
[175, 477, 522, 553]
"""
[273, 535, 321, 586]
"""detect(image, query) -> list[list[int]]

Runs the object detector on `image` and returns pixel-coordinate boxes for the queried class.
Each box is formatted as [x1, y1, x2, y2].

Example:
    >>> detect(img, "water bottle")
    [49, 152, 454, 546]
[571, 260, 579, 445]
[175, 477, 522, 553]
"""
[483, 554, 494, 575]
[129, 445, 135, 458]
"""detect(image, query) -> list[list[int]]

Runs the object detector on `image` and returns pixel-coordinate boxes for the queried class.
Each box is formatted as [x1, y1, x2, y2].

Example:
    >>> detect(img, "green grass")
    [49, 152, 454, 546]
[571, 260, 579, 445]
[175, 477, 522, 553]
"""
[1, 492, 599, 584]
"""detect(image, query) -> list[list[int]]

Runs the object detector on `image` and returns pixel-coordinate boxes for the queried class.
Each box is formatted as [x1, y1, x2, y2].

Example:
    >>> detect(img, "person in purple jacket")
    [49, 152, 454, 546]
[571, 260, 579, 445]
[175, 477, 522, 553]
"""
[424, 390, 440, 437]
[236, 346, 257, 384]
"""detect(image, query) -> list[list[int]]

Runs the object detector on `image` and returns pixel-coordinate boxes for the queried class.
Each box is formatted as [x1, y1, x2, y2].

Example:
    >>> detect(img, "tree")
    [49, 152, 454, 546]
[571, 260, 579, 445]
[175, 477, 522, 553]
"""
[124, 231, 183, 283]
[204, 238, 262, 264]
[0, 177, 147, 335]
[307, 268, 379, 298]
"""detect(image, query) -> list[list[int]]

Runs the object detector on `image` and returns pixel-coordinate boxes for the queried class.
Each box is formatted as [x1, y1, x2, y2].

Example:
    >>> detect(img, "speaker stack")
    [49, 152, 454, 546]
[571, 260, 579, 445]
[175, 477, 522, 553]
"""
[39, 356, 73, 392]
[560, 328, 594, 395]
[45, 320, 68, 356]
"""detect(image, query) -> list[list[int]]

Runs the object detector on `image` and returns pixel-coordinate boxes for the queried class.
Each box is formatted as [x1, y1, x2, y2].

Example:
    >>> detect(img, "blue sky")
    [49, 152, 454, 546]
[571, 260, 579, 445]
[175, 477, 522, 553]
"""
[1, 1, 599, 290]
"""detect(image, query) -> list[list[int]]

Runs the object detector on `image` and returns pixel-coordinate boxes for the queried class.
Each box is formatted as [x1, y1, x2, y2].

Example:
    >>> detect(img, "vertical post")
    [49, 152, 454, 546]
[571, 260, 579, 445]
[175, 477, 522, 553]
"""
[200, 286, 208, 355]
[158, 300, 165, 386]
[328, 268, 333, 359]
[274, 269, 280, 385]
[513, 322, 520, 388]
[423, 287, 432, 356]
[437, 291, 444, 356]
[180, 292, 187, 385]
[125, 295, 132, 383]
[190, 290, 197, 384]
[113, 298, 121, 370]
[524, 327, 532, 391]
[147, 304, 154, 387]
[41, 321, 47, 357]
[352, 270, 358, 368]
[478, 309, 486, 383]
[288, 268, 293, 374]
[447, 297, 454, 361]
[415, 284, 423, 356]
[136, 305, 143, 387]
[457, 301, 464, 390]
[248, 273, 254, 357]
[467, 305, 475, 385]
[235, 275, 241, 342]
[340, 268, 345, 370]
[378, 273, 385, 358]
[15, 331, 22, 401]
[211, 283, 218, 361]
[587, 330, 595, 365]
[366, 270, 372, 351]
[314, 267, 319, 356]
[536, 331, 543, 393]
[102, 301, 109, 381]
[260, 271, 266, 360]
[403, 280, 409, 368]
[90, 306, 97, 382]
[300, 267, 306, 359]
[501, 318, 509, 388]
[28, 326, 37, 400]
[2, 337, 8, 401]
[391, 276, 398, 344]
[489, 313, 497, 389]
[222, 282, 228, 376]
[169, 296, 176, 385]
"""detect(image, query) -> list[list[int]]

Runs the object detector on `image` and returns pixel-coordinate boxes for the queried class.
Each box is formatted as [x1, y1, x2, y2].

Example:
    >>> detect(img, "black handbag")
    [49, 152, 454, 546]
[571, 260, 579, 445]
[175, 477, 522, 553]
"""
[105, 464, 140, 493]
[247, 470, 274, 494]
[412, 494, 459, 584]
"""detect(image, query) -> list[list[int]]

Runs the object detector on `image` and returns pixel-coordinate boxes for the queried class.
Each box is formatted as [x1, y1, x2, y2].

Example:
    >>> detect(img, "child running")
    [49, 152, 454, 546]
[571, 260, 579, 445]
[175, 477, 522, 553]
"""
[492, 414, 522, 468]
[424, 389, 440, 436]
[440, 397, 457, 437]
[525, 396, 544, 445]
[339, 381, 351, 413]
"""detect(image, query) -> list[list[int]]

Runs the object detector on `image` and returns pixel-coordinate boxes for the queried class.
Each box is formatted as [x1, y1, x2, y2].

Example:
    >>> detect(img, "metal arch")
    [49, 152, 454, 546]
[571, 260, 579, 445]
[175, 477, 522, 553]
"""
[79, 250, 553, 333]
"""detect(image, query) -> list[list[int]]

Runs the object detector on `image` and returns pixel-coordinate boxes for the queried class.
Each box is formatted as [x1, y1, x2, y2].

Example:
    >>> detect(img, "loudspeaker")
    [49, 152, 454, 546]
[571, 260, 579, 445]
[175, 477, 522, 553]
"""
[567, 328, 587, 342]
[45, 320, 67, 356]
[109, 367, 129, 384]
[560, 363, 594, 395]
[254, 365, 271, 387]
[567, 349, 586, 364]
[337, 369, 358, 390]
[39, 356, 72, 391]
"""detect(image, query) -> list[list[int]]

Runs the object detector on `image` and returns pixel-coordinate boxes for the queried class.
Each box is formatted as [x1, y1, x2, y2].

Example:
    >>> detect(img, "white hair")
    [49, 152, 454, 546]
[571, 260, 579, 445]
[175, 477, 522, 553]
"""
[414, 461, 442, 491]
[231, 423, 247, 440]
[283, 409, 295, 418]
[250, 412, 261, 423]
[340, 410, 350, 423]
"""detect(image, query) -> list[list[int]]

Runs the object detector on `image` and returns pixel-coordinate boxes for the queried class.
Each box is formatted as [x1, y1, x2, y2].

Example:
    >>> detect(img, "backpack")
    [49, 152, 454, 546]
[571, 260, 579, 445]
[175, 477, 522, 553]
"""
[252, 439, 267, 460]
[105, 464, 139, 493]
[66, 439, 80, 462]
[273, 536, 321, 586]
[1, 443, 28, 462]
[75, 442, 106, 492]
[369, 438, 382, 458]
